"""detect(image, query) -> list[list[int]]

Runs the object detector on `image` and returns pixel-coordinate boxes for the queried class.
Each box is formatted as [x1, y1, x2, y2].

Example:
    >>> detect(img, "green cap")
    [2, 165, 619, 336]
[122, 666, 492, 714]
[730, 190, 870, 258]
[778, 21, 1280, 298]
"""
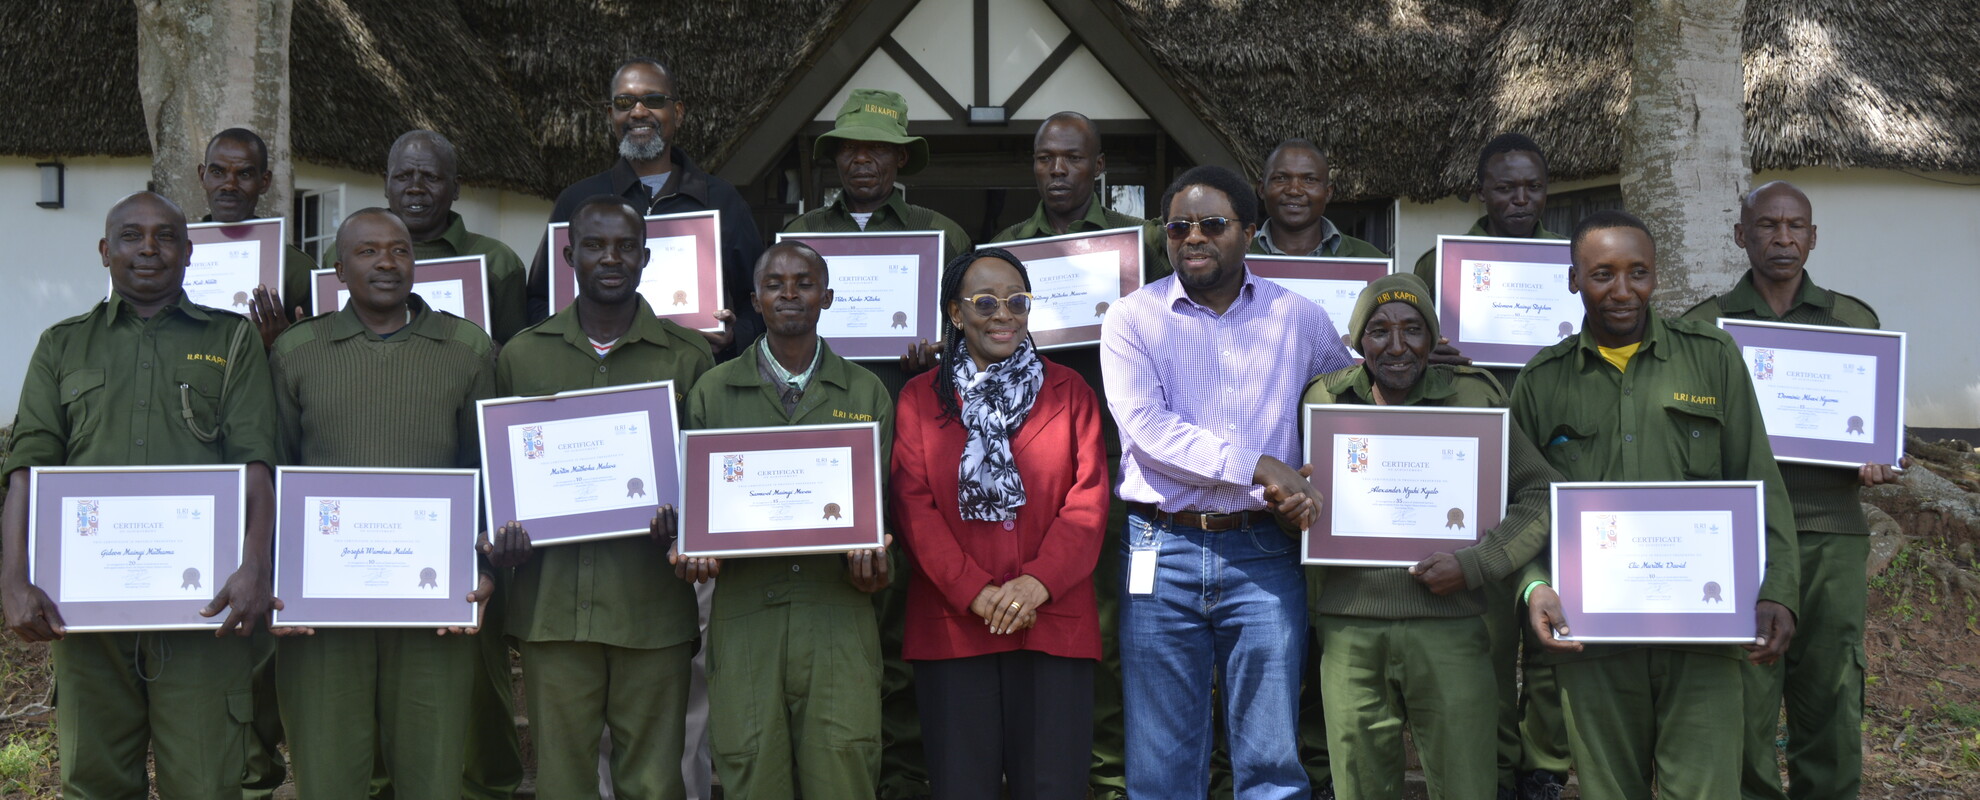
[813, 89, 929, 175]
[1347, 272, 1440, 350]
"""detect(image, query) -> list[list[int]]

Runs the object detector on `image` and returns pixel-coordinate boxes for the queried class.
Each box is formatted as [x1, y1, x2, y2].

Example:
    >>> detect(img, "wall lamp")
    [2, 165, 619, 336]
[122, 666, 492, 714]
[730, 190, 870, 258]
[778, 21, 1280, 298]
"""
[37, 162, 64, 209]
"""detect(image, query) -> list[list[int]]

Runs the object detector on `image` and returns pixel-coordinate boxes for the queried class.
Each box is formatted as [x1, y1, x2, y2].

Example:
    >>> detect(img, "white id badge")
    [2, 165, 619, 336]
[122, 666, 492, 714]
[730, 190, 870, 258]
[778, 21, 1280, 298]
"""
[1128, 549, 1158, 595]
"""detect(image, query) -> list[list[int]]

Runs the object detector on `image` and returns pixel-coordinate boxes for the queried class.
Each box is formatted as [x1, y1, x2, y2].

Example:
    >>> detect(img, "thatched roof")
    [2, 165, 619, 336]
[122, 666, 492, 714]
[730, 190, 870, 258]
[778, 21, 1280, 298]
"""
[3, 1, 1976, 200]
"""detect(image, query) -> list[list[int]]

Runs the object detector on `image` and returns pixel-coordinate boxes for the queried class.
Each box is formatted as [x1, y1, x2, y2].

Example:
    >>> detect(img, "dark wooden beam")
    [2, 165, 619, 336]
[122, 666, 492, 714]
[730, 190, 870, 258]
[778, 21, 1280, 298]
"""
[974, 0, 991, 107]
[714, 0, 922, 186]
[878, 36, 968, 122]
[1002, 33, 1081, 118]
[1037, 0, 1241, 172]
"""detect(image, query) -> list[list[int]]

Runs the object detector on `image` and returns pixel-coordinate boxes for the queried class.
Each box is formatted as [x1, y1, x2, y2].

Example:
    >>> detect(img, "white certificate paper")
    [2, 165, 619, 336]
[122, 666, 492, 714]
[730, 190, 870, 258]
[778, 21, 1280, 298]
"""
[508, 411, 658, 521]
[1265, 277, 1365, 332]
[1743, 345, 1878, 444]
[818, 254, 919, 338]
[1329, 434, 1479, 541]
[638, 234, 702, 315]
[338, 278, 468, 319]
[1024, 250, 1123, 332]
[1455, 259, 1579, 347]
[1580, 510, 1737, 615]
[706, 447, 856, 534]
[61, 495, 217, 603]
[301, 496, 451, 600]
[185, 239, 264, 312]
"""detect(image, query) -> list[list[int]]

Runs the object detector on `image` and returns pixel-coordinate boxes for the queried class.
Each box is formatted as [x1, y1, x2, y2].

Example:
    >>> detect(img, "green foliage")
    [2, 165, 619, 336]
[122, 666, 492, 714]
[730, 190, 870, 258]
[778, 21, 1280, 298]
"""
[0, 729, 53, 796]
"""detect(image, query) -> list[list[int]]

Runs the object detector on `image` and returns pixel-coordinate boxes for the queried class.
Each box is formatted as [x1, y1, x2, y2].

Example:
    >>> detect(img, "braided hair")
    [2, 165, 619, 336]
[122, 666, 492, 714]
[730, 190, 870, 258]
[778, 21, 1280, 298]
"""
[934, 247, 1034, 425]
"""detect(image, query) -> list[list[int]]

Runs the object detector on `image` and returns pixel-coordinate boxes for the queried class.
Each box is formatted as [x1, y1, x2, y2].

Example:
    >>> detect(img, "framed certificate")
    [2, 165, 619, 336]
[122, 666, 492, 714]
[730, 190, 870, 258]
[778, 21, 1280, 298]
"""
[311, 256, 492, 331]
[272, 468, 481, 628]
[1717, 319, 1906, 469]
[549, 210, 726, 332]
[775, 231, 945, 360]
[26, 465, 247, 632]
[1550, 481, 1766, 643]
[1301, 405, 1509, 566]
[678, 423, 886, 558]
[110, 218, 286, 311]
[1433, 235, 1577, 367]
[983, 227, 1144, 350]
[477, 381, 683, 547]
[1245, 255, 1392, 334]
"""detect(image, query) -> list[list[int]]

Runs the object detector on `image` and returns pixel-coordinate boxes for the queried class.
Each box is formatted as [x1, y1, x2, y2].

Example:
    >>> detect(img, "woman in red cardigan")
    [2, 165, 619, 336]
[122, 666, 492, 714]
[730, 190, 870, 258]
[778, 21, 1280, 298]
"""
[890, 247, 1108, 800]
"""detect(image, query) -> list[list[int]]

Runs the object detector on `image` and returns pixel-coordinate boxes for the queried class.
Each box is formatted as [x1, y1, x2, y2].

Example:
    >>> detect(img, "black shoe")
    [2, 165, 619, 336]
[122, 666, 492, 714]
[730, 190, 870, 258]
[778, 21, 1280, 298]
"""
[1517, 769, 1565, 800]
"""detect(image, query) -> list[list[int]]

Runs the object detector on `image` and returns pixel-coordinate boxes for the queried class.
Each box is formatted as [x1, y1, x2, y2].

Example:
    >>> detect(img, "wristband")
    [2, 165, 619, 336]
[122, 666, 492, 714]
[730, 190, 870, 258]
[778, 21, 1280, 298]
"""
[1521, 579, 1550, 605]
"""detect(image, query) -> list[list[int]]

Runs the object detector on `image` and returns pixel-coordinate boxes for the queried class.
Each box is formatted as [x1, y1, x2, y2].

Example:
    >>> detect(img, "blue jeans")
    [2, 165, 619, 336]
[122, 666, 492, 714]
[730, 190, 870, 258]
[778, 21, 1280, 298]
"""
[1119, 511, 1310, 800]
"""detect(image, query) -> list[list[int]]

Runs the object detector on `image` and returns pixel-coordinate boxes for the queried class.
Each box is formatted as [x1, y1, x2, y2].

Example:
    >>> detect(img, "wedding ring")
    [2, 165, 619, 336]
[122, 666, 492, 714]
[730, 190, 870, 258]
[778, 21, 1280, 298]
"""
[1008, 601, 1022, 611]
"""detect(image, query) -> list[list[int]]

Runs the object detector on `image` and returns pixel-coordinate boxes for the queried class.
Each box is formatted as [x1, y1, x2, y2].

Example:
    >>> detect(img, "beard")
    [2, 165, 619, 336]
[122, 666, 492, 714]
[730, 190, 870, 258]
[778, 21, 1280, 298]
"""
[1175, 260, 1229, 289]
[618, 130, 667, 162]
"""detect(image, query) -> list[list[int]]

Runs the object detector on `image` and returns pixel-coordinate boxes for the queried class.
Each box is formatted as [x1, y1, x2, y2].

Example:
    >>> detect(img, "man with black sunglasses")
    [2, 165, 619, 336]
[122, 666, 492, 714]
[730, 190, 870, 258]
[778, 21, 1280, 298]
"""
[524, 57, 763, 364]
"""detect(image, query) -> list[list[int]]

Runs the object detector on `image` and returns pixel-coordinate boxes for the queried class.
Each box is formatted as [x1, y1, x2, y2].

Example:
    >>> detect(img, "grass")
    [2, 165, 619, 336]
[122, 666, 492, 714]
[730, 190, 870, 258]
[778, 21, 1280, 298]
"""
[0, 729, 54, 796]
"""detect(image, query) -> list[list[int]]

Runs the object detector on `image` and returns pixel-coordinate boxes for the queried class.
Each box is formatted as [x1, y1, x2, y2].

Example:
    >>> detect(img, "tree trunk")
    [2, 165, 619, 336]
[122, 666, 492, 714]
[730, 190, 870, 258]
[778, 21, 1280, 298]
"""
[1621, 0, 1749, 310]
[134, 0, 294, 220]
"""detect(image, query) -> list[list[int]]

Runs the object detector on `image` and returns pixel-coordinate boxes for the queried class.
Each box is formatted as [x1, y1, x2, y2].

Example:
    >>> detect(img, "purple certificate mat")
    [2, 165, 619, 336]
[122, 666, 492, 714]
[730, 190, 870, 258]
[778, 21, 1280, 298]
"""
[1716, 319, 1906, 469]
[1550, 481, 1766, 643]
[28, 465, 246, 632]
[1433, 235, 1575, 368]
[477, 381, 682, 546]
[550, 210, 726, 332]
[987, 227, 1144, 351]
[1302, 405, 1508, 566]
[678, 423, 886, 558]
[776, 230, 945, 360]
[272, 468, 480, 628]
[312, 256, 492, 332]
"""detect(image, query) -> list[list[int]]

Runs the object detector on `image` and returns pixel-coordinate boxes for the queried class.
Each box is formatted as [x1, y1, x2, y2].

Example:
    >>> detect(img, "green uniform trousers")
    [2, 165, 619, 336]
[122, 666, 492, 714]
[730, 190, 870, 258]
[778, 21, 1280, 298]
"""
[274, 628, 477, 799]
[1319, 615, 1497, 800]
[876, 543, 929, 799]
[462, 571, 525, 800]
[53, 630, 255, 799]
[1557, 647, 1743, 800]
[520, 639, 692, 800]
[1090, 496, 1128, 799]
[242, 628, 286, 800]
[707, 596, 882, 797]
[1479, 573, 1575, 785]
[1741, 532, 1868, 800]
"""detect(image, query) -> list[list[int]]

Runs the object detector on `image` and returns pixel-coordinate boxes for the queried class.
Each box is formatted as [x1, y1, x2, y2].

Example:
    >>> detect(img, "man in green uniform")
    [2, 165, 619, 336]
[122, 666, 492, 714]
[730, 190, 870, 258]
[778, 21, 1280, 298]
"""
[986, 110, 1165, 800]
[2, 191, 280, 798]
[1680, 181, 1900, 800]
[1516, 210, 1800, 800]
[669, 241, 895, 797]
[1252, 139, 1387, 259]
[485, 196, 715, 799]
[1411, 133, 1565, 296]
[380, 129, 530, 345]
[267, 208, 496, 798]
[1299, 272, 1558, 800]
[783, 88, 967, 798]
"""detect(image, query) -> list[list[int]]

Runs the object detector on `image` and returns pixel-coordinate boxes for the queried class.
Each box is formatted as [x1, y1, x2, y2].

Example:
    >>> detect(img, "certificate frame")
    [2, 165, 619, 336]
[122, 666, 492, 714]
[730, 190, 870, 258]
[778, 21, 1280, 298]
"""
[111, 218, 287, 311]
[311, 255, 492, 331]
[1432, 235, 1576, 368]
[271, 467, 481, 628]
[677, 422, 886, 558]
[549, 209, 727, 332]
[26, 465, 247, 632]
[982, 226, 1145, 351]
[775, 230, 946, 360]
[1716, 318, 1906, 469]
[1549, 481, 1767, 644]
[476, 380, 683, 547]
[1243, 255, 1393, 335]
[1301, 405, 1509, 566]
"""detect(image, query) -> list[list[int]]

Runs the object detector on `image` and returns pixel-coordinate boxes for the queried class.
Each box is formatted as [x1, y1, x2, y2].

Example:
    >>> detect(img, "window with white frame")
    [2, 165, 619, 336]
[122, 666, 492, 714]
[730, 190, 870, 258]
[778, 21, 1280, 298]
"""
[292, 185, 344, 263]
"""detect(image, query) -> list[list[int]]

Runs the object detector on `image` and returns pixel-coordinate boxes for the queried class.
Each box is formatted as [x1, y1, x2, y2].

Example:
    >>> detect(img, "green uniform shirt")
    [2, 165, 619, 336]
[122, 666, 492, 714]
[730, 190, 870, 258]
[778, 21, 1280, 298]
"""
[992, 200, 1172, 281]
[1680, 270, 1881, 537]
[269, 294, 495, 469]
[1250, 219, 1388, 259]
[5, 292, 279, 474]
[417, 212, 530, 346]
[1411, 217, 1565, 299]
[1509, 313, 1801, 635]
[496, 297, 715, 649]
[1300, 364, 1558, 619]
[685, 336, 895, 613]
[784, 190, 971, 264]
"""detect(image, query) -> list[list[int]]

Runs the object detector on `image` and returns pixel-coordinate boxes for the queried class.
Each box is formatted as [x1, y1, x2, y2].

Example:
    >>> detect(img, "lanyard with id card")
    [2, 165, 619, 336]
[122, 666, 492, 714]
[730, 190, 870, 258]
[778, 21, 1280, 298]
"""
[1127, 518, 1161, 595]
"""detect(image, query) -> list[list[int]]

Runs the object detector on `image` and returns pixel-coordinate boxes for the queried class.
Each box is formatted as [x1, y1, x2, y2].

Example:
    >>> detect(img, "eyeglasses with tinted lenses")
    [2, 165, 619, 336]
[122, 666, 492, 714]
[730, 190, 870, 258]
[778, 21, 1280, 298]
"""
[610, 93, 677, 112]
[1163, 216, 1234, 240]
[964, 293, 1035, 317]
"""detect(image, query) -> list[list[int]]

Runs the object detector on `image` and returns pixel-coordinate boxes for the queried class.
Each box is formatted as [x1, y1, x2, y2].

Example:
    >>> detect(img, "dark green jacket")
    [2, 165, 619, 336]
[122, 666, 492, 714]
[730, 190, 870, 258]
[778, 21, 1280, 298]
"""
[495, 297, 714, 649]
[686, 337, 895, 616]
[785, 189, 971, 264]
[1301, 365, 1558, 619]
[1680, 270, 1881, 537]
[992, 200, 1172, 282]
[1411, 216, 1565, 299]
[1251, 219, 1388, 259]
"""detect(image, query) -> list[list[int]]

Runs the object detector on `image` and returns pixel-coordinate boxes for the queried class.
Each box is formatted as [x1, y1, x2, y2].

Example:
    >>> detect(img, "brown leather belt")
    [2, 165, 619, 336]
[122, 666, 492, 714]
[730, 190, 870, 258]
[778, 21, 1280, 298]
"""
[1128, 503, 1263, 532]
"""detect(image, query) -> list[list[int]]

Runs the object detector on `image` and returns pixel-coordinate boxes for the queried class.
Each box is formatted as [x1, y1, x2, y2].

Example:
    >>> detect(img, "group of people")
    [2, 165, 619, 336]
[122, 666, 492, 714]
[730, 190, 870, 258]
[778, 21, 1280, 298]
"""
[0, 54, 1900, 800]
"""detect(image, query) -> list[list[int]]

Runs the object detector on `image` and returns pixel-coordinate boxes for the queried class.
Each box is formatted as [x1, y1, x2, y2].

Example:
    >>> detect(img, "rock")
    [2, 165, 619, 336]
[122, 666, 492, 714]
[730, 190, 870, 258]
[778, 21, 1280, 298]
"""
[1865, 504, 1910, 577]
[1864, 464, 1980, 549]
